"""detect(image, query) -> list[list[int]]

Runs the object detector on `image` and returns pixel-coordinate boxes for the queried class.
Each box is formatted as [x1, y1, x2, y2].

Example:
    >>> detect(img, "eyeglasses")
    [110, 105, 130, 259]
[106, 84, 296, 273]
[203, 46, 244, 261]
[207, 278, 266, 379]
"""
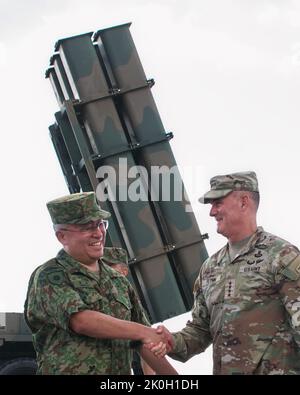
[60, 220, 109, 234]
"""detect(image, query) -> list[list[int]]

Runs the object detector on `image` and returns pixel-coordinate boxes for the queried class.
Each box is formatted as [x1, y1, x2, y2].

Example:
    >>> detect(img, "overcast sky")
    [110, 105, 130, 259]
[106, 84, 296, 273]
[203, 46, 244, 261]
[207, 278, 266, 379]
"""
[0, 0, 299, 374]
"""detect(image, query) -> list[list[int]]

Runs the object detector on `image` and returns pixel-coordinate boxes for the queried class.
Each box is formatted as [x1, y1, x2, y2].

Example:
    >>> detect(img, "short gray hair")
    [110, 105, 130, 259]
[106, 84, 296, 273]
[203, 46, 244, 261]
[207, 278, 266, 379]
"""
[250, 191, 260, 210]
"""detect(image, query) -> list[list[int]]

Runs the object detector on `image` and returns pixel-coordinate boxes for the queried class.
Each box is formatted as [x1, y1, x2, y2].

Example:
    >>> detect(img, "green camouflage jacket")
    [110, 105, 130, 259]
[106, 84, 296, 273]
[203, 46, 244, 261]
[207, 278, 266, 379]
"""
[170, 227, 300, 375]
[24, 249, 149, 375]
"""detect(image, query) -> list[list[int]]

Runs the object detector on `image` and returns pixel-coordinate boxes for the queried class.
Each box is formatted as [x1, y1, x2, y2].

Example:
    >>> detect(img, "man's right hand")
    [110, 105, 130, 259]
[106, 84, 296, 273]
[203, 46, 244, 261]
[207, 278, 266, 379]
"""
[144, 325, 174, 358]
[141, 326, 168, 356]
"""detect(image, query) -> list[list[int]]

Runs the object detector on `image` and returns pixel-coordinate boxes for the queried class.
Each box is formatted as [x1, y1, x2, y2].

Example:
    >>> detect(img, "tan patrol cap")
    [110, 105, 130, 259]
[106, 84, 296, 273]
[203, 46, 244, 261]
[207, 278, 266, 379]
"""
[199, 171, 259, 204]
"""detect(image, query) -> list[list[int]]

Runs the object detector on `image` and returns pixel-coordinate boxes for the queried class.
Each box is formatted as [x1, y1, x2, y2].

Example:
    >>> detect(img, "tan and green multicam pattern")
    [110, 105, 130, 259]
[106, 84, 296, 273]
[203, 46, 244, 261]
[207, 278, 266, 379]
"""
[102, 247, 128, 266]
[24, 249, 149, 375]
[46, 192, 110, 225]
[199, 171, 259, 203]
[169, 227, 300, 375]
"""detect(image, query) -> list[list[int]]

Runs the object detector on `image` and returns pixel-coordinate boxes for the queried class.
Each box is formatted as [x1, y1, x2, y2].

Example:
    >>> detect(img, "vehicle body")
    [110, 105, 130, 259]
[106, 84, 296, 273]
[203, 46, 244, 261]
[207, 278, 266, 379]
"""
[0, 313, 36, 375]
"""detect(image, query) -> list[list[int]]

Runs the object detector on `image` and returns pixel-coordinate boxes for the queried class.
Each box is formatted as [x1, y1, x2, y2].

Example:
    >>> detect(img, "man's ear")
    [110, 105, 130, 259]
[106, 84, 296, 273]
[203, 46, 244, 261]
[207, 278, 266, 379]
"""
[241, 194, 249, 209]
[56, 230, 66, 245]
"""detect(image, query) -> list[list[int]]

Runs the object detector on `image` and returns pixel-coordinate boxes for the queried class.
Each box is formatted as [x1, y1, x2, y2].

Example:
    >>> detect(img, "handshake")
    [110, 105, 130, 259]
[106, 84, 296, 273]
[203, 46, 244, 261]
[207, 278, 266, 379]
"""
[142, 325, 174, 358]
[133, 323, 179, 375]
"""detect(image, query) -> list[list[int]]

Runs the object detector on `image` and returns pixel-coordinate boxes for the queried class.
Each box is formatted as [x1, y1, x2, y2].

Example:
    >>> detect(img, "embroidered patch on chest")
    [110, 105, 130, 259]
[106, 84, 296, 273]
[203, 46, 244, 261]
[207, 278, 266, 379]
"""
[224, 279, 235, 299]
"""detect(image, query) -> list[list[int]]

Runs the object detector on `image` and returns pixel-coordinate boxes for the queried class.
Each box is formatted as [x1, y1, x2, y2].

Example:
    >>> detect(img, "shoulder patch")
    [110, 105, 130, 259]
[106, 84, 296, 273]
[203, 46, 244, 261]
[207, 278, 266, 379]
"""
[281, 255, 300, 281]
[46, 270, 66, 286]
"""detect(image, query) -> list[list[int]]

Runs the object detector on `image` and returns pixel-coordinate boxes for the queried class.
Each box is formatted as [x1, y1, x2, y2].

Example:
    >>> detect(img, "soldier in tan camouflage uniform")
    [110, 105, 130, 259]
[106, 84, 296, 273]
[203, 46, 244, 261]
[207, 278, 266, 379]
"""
[24, 192, 177, 375]
[150, 171, 300, 375]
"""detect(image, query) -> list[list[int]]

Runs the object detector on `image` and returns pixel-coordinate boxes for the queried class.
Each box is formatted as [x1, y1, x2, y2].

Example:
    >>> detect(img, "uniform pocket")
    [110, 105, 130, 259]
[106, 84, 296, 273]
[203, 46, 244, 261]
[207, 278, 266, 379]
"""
[110, 293, 132, 320]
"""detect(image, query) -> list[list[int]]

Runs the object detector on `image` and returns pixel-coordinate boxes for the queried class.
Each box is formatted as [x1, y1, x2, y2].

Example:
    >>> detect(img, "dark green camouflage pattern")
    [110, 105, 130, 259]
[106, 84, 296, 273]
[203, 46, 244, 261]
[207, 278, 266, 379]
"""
[199, 171, 259, 204]
[169, 227, 300, 375]
[102, 247, 128, 266]
[47, 192, 110, 224]
[52, 29, 189, 321]
[24, 249, 149, 375]
[46, 24, 209, 322]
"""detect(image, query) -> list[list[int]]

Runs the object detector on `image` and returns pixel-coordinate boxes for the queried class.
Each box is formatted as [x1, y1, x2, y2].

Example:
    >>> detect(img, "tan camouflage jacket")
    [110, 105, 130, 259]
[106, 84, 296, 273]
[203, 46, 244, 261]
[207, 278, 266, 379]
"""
[24, 249, 149, 375]
[170, 227, 300, 375]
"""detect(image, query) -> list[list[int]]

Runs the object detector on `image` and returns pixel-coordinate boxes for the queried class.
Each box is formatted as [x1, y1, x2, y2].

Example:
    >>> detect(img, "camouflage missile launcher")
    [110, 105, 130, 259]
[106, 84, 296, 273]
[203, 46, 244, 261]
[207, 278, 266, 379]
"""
[46, 22, 209, 324]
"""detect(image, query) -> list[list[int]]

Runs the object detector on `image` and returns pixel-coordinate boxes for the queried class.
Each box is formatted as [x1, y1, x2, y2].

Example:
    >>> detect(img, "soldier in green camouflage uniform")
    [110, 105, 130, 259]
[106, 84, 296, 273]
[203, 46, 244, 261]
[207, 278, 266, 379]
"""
[151, 172, 300, 375]
[24, 192, 172, 375]
[102, 247, 157, 375]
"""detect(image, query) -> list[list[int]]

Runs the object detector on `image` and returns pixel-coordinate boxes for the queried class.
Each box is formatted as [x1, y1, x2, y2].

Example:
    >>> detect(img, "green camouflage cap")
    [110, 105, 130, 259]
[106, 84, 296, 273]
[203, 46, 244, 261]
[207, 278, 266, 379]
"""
[102, 247, 128, 266]
[199, 171, 259, 204]
[47, 192, 111, 224]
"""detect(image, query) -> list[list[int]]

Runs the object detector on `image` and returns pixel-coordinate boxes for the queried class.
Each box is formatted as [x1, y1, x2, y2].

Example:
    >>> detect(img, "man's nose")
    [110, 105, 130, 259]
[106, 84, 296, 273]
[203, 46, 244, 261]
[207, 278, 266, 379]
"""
[209, 205, 217, 217]
[91, 226, 104, 236]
